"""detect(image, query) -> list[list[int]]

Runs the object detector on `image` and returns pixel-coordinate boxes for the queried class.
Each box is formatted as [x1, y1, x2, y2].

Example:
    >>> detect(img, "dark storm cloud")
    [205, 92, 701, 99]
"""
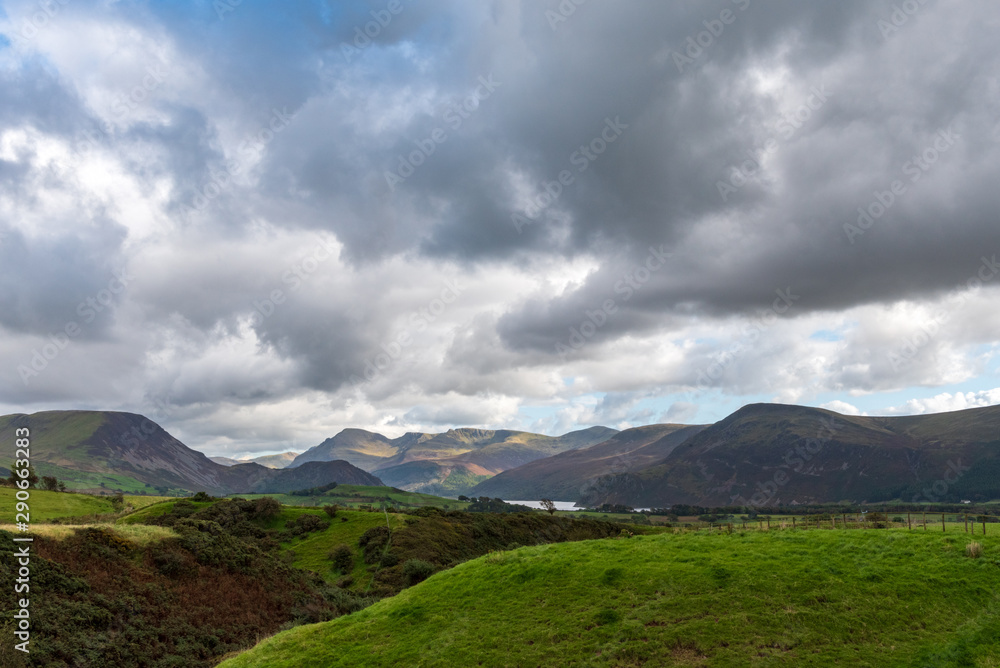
[477, 0, 1000, 352]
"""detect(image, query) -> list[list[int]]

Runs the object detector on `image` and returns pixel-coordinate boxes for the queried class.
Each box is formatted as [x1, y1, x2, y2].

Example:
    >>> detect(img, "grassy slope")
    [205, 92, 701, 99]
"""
[116, 499, 214, 524]
[0, 486, 121, 521]
[279, 508, 411, 587]
[0, 487, 178, 522]
[0, 410, 106, 461]
[220, 529, 1000, 668]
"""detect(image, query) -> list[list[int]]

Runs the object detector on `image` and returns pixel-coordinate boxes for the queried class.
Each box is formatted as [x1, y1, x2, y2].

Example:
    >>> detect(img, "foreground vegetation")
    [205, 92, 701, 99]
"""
[10, 485, 1000, 666]
[220, 528, 1000, 667]
[0, 495, 625, 667]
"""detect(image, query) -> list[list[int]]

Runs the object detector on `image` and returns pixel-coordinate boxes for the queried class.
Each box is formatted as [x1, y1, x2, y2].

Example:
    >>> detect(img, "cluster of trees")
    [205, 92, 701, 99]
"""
[4, 466, 67, 492]
[464, 497, 535, 513]
[289, 482, 339, 496]
[589, 503, 636, 514]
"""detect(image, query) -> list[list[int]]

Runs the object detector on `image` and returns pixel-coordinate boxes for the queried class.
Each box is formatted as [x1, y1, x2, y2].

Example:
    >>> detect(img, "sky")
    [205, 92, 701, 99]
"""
[1, 0, 999, 458]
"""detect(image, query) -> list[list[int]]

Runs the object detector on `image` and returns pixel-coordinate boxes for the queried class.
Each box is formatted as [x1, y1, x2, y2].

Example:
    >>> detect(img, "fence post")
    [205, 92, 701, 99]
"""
[964, 514, 968, 533]
[923, 512, 926, 531]
[907, 512, 911, 530]
[942, 513, 946, 532]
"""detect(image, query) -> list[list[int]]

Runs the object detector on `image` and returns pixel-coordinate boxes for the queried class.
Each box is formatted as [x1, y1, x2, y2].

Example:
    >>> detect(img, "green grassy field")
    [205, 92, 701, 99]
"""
[230, 485, 470, 510]
[1, 486, 115, 521]
[219, 528, 1000, 667]
[29, 461, 189, 495]
[0, 487, 178, 522]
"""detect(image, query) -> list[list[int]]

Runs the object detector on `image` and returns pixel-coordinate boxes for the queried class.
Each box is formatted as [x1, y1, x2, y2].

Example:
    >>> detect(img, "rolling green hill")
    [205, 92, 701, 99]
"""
[218, 528, 1000, 667]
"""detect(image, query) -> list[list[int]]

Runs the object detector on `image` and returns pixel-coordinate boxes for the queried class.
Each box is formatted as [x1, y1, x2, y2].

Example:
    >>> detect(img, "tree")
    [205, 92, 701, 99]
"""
[329, 544, 353, 574]
[110, 493, 125, 512]
[540, 499, 557, 515]
[322, 504, 339, 518]
[41, 476, 60, 491]
[8, 465, 38, 488]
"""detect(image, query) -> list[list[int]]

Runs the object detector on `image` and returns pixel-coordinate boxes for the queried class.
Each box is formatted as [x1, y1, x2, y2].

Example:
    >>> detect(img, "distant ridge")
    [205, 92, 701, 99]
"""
[210, 452, 299, 469]
[292, 425, 617, 495]
[0, 411, 377, 495]
[470, 424, 707, 501]
[576, 403, 1000, 507]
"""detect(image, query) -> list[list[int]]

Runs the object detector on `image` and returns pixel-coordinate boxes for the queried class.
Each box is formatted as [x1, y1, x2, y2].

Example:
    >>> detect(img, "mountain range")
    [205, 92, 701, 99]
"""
[568, 403, 1000, 507]
[291, 426, 617, 495]
[4, 402, 999, 505]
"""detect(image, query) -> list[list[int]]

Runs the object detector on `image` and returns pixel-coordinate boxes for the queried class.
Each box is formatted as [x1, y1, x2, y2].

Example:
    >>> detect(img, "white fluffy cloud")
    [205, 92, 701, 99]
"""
[886, 389, 1000, 416]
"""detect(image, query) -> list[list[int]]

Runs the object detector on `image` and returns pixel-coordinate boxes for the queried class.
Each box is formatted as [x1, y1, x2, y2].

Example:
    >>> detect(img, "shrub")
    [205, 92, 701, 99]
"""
[325, 587, 376, 615]
[402, 559, 435, 586]
[966, 542, 983, 558]
[329, 544, 354, 573]
[252, 497, 282, 520]
[358, 526, 391, 564]
[322, 504, 339, 518]
[82, 527, 135, 555]
[289, 481, 339, 496]
[285, 514, 331, 536]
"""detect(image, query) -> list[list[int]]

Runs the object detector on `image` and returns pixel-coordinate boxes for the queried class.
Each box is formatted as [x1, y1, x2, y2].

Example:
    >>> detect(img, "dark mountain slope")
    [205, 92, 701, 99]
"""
[578, 403, 1000, 507]
[470, 424, 706, 501]
[0, 411, 378, 495]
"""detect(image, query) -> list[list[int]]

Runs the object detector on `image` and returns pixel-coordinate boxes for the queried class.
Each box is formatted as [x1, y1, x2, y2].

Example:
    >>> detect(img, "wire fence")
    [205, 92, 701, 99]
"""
[678, 513, 1000, 535]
